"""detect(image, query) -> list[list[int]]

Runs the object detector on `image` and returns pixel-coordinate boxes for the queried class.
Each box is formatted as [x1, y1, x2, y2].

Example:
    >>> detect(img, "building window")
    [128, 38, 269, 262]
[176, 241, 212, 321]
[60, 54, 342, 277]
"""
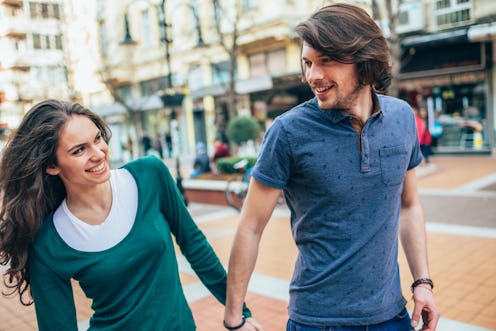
[96, 0, 105, 20]
[31, 66, 67, 84]
[31, 33, 63, 50]
[116, 85, 133, 104]
[188, 66, 203, 91]
[249, 48, 286, 78]
[242, 0, 257, 12]
[99, 23, 108, 57]
[140, 77, 167, 96]
[141, 9, 153, 47]
[434, 0, 471, 27]
[212, 61, 230, 85]
[29, 2, 61, 19]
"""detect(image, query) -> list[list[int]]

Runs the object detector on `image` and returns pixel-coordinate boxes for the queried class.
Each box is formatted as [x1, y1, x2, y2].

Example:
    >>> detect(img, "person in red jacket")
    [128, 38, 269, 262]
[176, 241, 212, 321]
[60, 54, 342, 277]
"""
[414, 106, 432, 164]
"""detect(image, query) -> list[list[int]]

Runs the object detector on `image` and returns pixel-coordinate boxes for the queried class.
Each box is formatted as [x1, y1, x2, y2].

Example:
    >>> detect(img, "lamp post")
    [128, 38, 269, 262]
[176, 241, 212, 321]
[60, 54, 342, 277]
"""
[120, 0, 188, 205]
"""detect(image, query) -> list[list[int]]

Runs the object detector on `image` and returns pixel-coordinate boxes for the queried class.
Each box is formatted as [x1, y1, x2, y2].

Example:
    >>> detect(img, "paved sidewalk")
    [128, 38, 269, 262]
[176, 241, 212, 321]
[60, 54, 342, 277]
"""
[1, 155, 495, 330]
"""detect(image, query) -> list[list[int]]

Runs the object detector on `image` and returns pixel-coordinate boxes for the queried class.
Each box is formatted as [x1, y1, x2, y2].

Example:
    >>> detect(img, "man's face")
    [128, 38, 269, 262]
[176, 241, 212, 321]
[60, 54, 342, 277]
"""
[301, 42, 363, 111]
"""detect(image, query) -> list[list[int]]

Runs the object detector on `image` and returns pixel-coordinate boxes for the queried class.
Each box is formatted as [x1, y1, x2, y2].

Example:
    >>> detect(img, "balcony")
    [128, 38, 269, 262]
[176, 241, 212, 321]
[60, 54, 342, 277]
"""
[0, 0, 22, 8]
[1, 53, 30, 71]
[0, 17, 29, 39]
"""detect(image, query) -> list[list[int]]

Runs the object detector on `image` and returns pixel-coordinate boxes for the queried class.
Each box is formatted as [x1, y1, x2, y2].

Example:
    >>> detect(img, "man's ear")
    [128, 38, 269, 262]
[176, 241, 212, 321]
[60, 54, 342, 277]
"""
[46, 165, 59, 176]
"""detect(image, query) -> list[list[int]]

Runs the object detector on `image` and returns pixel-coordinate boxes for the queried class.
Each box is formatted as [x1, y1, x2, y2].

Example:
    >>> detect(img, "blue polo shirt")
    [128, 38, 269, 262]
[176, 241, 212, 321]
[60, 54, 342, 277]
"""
[252, 95, 422, 326]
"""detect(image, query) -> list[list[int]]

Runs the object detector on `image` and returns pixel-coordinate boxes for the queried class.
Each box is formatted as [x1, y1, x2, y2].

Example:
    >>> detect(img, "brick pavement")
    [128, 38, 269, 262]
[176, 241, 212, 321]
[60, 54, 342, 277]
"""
[1, 155, 496, 331]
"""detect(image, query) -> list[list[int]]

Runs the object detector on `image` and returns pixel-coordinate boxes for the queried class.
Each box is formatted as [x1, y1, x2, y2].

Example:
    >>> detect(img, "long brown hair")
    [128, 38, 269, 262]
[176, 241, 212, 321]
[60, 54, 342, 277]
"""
[295, 3, 392, 92]
[0, 100, 111, 305]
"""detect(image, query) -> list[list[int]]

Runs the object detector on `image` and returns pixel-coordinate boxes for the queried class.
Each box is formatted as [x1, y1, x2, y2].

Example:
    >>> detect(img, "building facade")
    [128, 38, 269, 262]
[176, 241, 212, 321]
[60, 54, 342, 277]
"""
[3, 0, 494, 158]
[0, 0, 71, 132]
[394, 0, 495, 153]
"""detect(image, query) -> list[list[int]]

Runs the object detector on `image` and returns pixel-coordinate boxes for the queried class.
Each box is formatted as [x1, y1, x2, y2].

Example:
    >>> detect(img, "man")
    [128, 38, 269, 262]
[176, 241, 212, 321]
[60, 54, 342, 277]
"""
[224, 3, 439, 331]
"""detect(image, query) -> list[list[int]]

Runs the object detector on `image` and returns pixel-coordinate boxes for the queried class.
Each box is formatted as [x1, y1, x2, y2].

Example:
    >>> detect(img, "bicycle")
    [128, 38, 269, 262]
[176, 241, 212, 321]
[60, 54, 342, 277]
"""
[224, 159, 285, 212]
[224, 159, 251, 212]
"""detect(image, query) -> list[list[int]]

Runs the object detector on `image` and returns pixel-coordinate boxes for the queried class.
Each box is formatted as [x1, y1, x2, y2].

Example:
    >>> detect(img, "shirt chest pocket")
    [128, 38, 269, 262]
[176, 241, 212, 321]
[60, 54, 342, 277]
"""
[379, 145, 409, 186]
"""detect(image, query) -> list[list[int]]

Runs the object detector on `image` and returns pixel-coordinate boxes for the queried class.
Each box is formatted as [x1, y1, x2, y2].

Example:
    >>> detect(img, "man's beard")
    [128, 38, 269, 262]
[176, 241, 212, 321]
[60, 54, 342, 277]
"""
[315, 81, 364, 112]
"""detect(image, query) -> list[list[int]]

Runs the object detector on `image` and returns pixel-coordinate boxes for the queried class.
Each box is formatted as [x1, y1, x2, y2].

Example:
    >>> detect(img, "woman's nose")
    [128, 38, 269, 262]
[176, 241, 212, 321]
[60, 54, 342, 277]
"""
[90, 143, 107, 159]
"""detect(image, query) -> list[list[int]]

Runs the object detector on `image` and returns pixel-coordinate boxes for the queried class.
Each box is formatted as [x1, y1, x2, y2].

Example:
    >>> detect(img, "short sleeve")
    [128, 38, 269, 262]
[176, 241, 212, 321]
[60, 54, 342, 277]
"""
[252, 120, 291, 189]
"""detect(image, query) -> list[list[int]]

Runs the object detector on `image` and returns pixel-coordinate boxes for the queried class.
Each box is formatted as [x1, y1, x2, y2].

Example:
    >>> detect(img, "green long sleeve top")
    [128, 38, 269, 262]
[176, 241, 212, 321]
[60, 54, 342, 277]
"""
[28, 156, 250, 330]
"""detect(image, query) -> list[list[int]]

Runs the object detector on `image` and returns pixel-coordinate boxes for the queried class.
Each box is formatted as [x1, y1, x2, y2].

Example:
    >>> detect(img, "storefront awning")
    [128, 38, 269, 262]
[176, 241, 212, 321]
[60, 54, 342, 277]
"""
[402, 28, 468, 48]
[468, 23, 496, 42]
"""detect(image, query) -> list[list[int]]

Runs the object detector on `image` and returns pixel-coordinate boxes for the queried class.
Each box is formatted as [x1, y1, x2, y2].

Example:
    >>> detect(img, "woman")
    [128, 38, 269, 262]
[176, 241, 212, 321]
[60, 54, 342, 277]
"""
[0, 100, 260, 331]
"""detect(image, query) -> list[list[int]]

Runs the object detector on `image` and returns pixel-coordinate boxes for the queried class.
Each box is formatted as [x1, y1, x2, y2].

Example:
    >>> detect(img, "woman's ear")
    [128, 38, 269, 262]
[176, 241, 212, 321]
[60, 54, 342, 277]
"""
[46, 165, 59, 176]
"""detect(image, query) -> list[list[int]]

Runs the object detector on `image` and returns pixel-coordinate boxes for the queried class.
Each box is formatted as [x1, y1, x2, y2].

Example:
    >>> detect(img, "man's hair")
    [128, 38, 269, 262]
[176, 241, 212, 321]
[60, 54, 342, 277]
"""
[295, 3, 392, 92]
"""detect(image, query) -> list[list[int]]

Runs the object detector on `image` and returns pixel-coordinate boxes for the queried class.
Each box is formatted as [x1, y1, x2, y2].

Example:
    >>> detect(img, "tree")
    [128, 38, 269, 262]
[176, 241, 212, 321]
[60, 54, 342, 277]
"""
[211, 0, 242, 120]
[371, 0, 403, 98]
[226, 115, 260, 145]
[97, 67, 146, 156]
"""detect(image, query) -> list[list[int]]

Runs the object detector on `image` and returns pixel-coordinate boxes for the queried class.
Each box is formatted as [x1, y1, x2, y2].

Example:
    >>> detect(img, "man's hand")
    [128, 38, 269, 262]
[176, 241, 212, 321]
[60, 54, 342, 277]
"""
[245, 317, 264, 331]
[223, 317, 263, 331]
[411, 285, 440, 330]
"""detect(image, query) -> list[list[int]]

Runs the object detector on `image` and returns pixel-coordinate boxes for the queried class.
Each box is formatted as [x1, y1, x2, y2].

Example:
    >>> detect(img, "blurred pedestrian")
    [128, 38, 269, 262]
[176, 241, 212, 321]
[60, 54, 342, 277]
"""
[0, 100, 261, 331]
[190, 141, 211, 178]
[414, 106, 432, 164]
[211, 139, 231, 174]
[165, 133, 173, 158]
[224, 4, 439, 331]
[141, 131, 152, 156]
[213, 139, 231, 161]
[153, 133, 164, 159]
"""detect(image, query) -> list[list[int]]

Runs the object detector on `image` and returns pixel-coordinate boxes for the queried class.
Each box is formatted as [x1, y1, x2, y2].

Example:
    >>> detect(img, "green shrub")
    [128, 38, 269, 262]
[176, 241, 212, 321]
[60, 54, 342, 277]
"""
[226, 116, 261, 145]
[216, 156, 257, 174]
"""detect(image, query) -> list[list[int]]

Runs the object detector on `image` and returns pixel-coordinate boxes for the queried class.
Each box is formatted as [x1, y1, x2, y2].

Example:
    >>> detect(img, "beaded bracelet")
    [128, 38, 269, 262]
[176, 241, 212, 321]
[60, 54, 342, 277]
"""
[411, 278, 434, 293]
[223, 316, 246, 330]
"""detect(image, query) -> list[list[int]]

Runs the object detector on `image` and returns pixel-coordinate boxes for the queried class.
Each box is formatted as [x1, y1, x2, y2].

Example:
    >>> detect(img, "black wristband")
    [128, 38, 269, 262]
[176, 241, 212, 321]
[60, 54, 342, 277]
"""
[223, 316, 246, 330]
[411, 278, 434, 292]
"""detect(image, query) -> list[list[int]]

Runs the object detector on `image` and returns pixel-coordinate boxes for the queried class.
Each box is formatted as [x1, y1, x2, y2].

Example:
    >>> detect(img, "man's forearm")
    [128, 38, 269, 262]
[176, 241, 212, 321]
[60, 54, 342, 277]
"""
[399, 203, 430, 280]
[225, 226, 262, 325]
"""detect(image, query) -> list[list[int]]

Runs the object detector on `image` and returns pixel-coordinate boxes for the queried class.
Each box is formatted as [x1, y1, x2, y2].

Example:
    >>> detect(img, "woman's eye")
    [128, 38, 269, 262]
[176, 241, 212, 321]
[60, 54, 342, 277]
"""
[95, 133, 102, 142]
[73, 147, 84, 155]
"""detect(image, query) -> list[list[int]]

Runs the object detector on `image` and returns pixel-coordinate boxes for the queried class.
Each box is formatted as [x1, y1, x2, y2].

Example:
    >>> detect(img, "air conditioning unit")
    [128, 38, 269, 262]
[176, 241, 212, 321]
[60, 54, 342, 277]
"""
[396, 2, 425, 34]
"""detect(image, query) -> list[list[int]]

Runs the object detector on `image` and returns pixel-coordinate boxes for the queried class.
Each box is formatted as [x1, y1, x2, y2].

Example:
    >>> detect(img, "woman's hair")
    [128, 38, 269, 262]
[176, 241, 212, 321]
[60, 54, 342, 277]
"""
[295, 3, 392, 92]
[0, 99, 111, 305]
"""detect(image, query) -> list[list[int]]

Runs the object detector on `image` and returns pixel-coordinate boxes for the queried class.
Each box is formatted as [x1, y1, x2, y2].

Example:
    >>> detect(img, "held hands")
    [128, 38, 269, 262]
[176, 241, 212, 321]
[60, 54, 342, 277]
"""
[411, 285, 440, 330]
[245, 317, 264, 331]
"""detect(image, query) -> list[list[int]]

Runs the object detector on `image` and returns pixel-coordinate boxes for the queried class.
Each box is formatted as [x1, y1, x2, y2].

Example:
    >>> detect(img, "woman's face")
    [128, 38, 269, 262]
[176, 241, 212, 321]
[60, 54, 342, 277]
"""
[46, 115, 110, 192]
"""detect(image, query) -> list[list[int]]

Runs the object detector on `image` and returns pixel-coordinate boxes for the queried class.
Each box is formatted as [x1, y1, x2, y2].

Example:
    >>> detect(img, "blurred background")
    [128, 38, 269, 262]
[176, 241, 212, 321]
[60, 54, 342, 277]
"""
[0, 0, 495, 161]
